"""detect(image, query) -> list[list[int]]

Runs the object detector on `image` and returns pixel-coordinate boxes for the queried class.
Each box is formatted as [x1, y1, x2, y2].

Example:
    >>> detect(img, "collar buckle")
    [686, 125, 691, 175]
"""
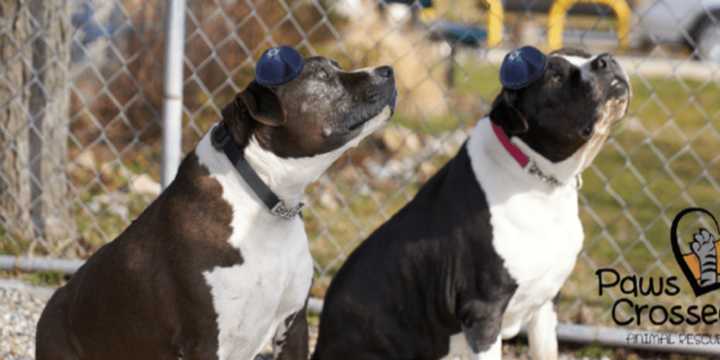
[270, 201, 304, 219]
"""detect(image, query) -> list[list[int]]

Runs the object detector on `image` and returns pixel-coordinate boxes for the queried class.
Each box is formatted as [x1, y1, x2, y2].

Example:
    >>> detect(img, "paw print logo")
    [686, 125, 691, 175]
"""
[689, 228, 718, 287]
[671, 208, 720, 297]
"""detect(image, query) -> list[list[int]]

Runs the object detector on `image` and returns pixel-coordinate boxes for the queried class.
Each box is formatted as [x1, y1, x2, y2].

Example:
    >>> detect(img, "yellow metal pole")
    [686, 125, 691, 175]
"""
[486, 0, 504, 47]
[547, 0, 631, 50]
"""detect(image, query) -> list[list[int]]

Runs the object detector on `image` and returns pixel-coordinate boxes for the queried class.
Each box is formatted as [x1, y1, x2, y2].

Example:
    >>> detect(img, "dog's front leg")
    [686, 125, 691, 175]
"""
[527, 301, 558, 360]
[474, 335, 501, 360]
[273, 302, 309, 360]
[459, 299, 504, 360]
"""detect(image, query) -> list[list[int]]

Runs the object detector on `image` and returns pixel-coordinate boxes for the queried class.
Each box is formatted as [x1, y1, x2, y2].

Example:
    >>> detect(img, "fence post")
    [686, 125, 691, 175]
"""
[160, 0, 186, 188]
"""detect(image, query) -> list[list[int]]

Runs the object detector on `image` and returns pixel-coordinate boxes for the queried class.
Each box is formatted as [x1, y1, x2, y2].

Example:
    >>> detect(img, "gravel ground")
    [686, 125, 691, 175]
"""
[0, 281, 52, 360]
[0, 280, 611, 360]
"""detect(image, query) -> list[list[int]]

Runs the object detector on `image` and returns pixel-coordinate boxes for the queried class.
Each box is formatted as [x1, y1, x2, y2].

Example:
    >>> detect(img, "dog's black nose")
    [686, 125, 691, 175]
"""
[591, 53, 617, 72]
[375, 66, 394, 79]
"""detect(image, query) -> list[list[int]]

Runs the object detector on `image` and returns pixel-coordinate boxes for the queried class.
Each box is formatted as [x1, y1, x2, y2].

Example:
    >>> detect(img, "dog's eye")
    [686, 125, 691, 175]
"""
[330, 60, 341, 69]
[317, 68, 330, 80]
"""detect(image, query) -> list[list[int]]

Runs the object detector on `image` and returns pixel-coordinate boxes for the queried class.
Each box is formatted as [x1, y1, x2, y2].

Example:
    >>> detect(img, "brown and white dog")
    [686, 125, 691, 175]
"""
[314, 49, 630, 360]
[36, 56, 396, 360]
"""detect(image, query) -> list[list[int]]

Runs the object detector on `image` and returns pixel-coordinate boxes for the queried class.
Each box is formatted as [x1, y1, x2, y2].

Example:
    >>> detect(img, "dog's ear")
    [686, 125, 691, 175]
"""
[489, 90, 529, 135]
[221, 93, 255, 149]
[239, 81, 286, 127]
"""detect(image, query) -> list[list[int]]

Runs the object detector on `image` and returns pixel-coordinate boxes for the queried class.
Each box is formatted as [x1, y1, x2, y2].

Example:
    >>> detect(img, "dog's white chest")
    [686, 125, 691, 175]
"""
[195, 136, 314, 360]
[203, 218, 313, 360]
[488, 188, 583, 337]
[465, 121, 585, 339]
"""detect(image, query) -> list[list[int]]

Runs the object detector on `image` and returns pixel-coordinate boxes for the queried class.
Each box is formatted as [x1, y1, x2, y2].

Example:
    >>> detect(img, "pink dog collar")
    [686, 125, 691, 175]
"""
[491, 122, 529, 168]
[491, 122, 566, 187]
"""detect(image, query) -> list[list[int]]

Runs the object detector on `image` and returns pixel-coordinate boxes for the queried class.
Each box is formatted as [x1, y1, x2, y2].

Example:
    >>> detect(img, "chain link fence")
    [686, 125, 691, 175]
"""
[2, 0, 720, 338]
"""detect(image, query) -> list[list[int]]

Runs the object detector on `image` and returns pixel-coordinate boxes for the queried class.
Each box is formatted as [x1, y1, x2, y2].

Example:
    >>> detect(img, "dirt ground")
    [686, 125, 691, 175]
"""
[0, 279, 699, 360]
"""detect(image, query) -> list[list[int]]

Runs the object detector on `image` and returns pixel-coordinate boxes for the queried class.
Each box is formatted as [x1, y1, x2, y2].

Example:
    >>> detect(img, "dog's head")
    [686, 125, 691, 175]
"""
[490, 48, 630, 167]
[223, 56, 397, 158]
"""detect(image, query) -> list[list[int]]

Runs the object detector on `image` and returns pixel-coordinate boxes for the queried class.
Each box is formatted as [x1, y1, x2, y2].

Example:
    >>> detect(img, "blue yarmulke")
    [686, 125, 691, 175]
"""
[255, 46, 304, 86]
[499, 46, 547, 90]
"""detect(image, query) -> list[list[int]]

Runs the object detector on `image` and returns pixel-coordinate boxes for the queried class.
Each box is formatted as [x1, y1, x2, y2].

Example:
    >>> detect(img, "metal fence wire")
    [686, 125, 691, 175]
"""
[2, 0, 720, 333]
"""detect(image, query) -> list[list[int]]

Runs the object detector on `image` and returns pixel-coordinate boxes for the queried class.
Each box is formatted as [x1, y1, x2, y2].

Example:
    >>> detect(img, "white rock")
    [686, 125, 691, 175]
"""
[319, 191, 339, 210]
[130, 174, 161, 196]
[74, 150, 96, 170]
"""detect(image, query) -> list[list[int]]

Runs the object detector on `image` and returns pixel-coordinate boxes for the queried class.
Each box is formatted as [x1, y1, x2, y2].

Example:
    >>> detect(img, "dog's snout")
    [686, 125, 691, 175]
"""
[590, 52, 629, 94]
[591, 53, 619, 73]
[365, 89, 380, 103]
[591, 53, 628, 88]
[375, 66, 394, 79]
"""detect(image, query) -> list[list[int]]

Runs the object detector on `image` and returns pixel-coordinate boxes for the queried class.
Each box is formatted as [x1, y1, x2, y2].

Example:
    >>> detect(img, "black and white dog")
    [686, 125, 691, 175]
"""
[36, 54, 396, 360]
[314, 48, 630, 360]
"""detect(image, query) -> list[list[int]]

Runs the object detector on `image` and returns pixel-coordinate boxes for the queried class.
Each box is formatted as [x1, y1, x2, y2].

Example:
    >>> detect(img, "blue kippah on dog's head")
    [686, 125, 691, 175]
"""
[499, 46, 547, 90]
[255, 46, 304, 87]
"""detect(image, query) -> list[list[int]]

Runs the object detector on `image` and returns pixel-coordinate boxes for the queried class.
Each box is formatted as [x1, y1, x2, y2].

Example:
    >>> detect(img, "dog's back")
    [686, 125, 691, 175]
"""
[36, 152, 238, 359]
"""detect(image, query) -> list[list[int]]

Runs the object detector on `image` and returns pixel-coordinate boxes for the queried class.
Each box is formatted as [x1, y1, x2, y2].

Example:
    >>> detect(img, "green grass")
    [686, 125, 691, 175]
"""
[22, 271, 65, 287]
[563, 71, 720, 327]
[573, 344, 613, 358]
[0, 270, 66, 287]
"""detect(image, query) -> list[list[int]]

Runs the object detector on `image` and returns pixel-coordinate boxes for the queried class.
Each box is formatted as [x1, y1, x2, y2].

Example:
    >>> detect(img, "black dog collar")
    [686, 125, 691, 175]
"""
[211, 123, 303, 219]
